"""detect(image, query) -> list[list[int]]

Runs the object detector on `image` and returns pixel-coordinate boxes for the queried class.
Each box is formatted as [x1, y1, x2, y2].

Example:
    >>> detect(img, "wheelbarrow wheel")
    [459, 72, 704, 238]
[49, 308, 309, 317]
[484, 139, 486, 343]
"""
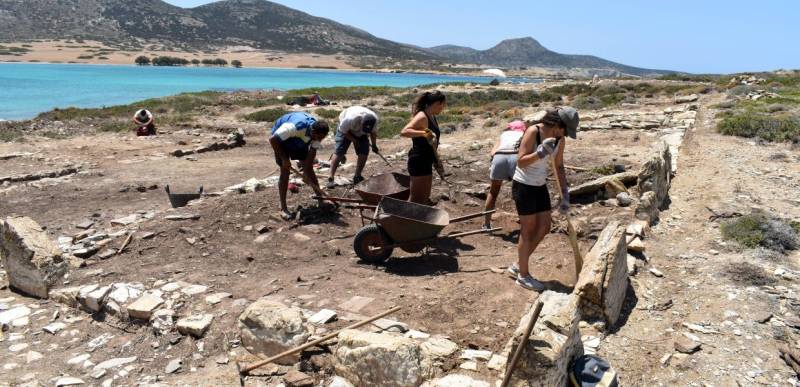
[353, 224, 393, 263]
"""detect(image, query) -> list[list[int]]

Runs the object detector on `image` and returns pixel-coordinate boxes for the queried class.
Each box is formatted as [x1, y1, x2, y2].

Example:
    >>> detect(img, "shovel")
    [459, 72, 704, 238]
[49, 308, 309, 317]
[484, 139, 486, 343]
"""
[548, 156, 583, 279]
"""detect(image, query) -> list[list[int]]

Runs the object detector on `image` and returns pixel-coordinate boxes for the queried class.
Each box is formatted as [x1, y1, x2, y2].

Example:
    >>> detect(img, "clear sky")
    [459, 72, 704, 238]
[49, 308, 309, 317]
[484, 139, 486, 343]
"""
[164, 0, 798, 74]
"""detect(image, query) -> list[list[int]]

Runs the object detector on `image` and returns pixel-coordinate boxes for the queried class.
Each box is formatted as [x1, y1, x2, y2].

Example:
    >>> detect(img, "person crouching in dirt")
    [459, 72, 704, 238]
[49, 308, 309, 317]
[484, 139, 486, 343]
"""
[507, 107, 579, 291]
[327, 106, 380, 188]
[269, 112, 330, 220]
[133, 109, 156, 136]
[483, 119, 527, 230]
[401, 91, 446, 204]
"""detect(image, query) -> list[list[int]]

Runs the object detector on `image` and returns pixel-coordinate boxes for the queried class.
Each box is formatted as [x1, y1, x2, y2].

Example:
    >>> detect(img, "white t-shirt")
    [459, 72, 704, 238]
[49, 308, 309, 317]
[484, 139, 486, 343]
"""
[274, 122, 320, 149]
[338, 106, 378, 138]
[495, 130, 523, 153]
[134, 109, 153, 124]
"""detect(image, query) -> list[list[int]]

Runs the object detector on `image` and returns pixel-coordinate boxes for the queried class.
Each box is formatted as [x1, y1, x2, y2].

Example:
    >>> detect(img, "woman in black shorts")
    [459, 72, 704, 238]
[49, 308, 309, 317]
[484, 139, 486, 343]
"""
[507, 107, 579, 291]
[401, 91, 447, 204]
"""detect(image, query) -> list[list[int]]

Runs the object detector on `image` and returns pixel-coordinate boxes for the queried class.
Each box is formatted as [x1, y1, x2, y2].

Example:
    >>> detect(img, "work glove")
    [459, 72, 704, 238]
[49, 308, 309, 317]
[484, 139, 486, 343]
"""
[424, 129, 436, 143]
[371, 144, 380, 153]
[536, 138, 558, 158]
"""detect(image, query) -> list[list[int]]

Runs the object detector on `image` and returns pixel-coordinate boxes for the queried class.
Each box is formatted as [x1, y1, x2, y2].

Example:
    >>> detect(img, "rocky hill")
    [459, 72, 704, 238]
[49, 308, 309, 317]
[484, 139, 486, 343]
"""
[0, 0, 669, 74]
[428, 37, 668, 76]
[0, 0, 432, 59]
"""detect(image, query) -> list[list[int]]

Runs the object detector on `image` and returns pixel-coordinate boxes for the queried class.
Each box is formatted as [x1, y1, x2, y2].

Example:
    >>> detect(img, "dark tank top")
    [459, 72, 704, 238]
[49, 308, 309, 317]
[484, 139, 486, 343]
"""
[409, 112, 440, 160]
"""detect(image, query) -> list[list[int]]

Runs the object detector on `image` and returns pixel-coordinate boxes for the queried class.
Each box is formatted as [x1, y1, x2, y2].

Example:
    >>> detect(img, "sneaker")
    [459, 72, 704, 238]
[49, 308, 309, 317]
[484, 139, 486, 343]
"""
[516, 274, 545, 291]
[506, 263, 520, 279]
[353, 175, 365, 185]
[326, 179, 336, 189]
[279, 210, 294, 221]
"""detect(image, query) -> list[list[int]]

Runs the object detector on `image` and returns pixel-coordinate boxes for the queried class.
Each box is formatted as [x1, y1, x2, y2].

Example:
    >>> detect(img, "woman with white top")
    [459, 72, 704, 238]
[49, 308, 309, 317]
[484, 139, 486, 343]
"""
[507, 107, 579, 291]
[483, 120, 527, 229]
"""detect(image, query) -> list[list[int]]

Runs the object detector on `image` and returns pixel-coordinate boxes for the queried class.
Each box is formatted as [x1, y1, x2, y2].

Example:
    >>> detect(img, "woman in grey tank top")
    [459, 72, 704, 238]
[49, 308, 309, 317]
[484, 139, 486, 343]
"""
[507, 107, 579, 291]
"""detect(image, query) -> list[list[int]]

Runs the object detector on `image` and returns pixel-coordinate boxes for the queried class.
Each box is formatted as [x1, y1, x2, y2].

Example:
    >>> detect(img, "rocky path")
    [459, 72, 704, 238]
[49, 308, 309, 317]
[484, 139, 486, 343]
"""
[600, 94, 800, 385]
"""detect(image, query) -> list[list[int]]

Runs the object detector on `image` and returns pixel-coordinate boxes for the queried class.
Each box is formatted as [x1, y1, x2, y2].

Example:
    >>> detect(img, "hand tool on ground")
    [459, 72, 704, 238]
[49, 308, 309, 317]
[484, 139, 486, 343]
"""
[288, 165, 326, 199]
[116, 232, 134, 256]
[548, 156, 584, 279]
[500, 300, 544, 387]
[374, 149, 392, 166]
[238, 306, 401, 380]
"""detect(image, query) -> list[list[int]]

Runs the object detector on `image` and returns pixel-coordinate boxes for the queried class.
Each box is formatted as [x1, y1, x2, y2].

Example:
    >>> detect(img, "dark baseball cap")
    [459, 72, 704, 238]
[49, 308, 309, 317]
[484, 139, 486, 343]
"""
[558, 106, 579, 139]
[362, 115, 377, 133]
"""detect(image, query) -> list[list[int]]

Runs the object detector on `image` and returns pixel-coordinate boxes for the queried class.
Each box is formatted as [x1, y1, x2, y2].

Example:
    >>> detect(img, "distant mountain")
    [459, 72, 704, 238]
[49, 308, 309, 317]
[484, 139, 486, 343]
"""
[428, 38, 669, 76]
[0, 0, 669, 75]
[0, 0, 432, 59]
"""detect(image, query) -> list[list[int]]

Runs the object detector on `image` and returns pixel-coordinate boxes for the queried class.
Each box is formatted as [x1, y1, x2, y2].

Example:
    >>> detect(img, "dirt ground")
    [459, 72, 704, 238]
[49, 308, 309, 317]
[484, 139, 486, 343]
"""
[2, 81, 798, 386]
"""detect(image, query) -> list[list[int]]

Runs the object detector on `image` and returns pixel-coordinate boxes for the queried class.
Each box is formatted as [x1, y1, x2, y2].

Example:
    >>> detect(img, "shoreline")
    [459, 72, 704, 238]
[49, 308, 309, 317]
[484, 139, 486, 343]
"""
[0, 60, 496, 78]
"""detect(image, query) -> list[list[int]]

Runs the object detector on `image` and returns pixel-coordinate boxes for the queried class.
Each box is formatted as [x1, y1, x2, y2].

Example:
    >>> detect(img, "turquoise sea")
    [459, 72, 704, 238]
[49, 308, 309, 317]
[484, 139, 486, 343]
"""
[0, 63, 498, 121]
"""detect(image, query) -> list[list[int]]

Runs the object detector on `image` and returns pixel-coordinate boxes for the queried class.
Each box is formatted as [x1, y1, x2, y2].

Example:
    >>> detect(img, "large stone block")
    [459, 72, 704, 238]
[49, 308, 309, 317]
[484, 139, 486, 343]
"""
[498, 292, 584, 387]
[333, 329, 424, 387]
[0, 216, 67, 298]
[574, 222, 628, 326]
[636, 142, 672, 225]
[238, 299, 311, 365]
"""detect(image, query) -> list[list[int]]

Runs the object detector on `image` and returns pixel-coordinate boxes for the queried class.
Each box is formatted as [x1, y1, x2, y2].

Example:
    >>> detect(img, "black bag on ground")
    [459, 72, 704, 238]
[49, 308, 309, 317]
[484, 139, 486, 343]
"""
[570, 355, 619, 387]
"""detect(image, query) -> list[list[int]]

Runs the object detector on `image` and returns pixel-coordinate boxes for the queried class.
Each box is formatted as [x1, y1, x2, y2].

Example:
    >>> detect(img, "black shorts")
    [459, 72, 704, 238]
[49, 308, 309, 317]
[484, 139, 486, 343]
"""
[407, 152, 434, 177]
[274, 146, 309, 166]
[512, 180, 552, 216]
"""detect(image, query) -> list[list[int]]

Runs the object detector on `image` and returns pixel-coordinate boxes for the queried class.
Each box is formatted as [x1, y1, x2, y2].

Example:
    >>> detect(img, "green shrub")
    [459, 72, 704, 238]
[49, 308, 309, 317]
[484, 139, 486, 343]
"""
[315, 108, 341, 119]
[721, 211, 798, 251]
[717, 112, 800, 142]
[244, 108, 288, 123]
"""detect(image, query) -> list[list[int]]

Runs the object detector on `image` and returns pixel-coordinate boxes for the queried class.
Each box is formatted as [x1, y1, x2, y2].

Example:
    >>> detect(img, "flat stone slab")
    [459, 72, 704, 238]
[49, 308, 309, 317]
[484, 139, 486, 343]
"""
[308, 309, 338, 324]
[127, 293, 165, 320]
[177, 314, 214, 337]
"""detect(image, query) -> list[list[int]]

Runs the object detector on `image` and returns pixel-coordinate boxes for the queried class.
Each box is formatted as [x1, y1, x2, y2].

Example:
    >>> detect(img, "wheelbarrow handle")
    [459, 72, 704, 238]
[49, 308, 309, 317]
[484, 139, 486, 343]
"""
[449, 210, 496, 224]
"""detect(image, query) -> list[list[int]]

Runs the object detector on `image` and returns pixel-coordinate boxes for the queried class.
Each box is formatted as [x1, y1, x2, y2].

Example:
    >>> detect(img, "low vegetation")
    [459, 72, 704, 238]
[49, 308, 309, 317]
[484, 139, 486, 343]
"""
[716, 72, 800, 142]
[244, 108, 288, 123]
[37, 91, 225, 121]
[721, 211, 798, 252]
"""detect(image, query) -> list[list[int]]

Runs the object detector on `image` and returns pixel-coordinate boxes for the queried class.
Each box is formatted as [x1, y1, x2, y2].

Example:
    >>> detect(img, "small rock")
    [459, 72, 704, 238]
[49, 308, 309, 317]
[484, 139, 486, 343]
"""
[56, 377, 85, 386]
[181, 284, 208, 296]
[405, 329, 431, 339]
[76, 221, 95, 230]
[257, 224, 270, 234]
[215, 356, 229, 365]
[165, 358, 183, 374]
[308, 309, 338, 324]
[68, 354, 91, 365]
[204, 292, 232, 305]
[127, 292, 164, 320]
[460, 349, 492, 361]
[616, 192, 632, 207]
[754, 312, 773, 324]
[110, 214, 139, 226]
[628, 238, 645, 253]
[91, 369, 106, 379]
[674, 336, 701, 354]
[293, 233, 311, 243]
[329, 376, 355, 387]
[649, 268, 664, 277]
[459, 361, 478, 371]
[487, 354, 506, 371]
[284, 370, 314, 387]
[93, 357, 137, 371]
[43, 322, 66, 334]
[627, 254, 637, 276]
[176, 314, 214, 337]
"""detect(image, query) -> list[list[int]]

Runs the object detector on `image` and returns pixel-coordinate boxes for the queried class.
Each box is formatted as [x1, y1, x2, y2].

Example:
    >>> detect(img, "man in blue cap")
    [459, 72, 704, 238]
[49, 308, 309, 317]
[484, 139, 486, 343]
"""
[269, 112, 330, 220]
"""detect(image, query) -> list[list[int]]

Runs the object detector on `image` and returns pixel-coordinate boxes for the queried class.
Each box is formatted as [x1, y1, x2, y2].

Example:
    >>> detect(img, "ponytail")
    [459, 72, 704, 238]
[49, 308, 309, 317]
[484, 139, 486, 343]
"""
[412, 90, 446, 115]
